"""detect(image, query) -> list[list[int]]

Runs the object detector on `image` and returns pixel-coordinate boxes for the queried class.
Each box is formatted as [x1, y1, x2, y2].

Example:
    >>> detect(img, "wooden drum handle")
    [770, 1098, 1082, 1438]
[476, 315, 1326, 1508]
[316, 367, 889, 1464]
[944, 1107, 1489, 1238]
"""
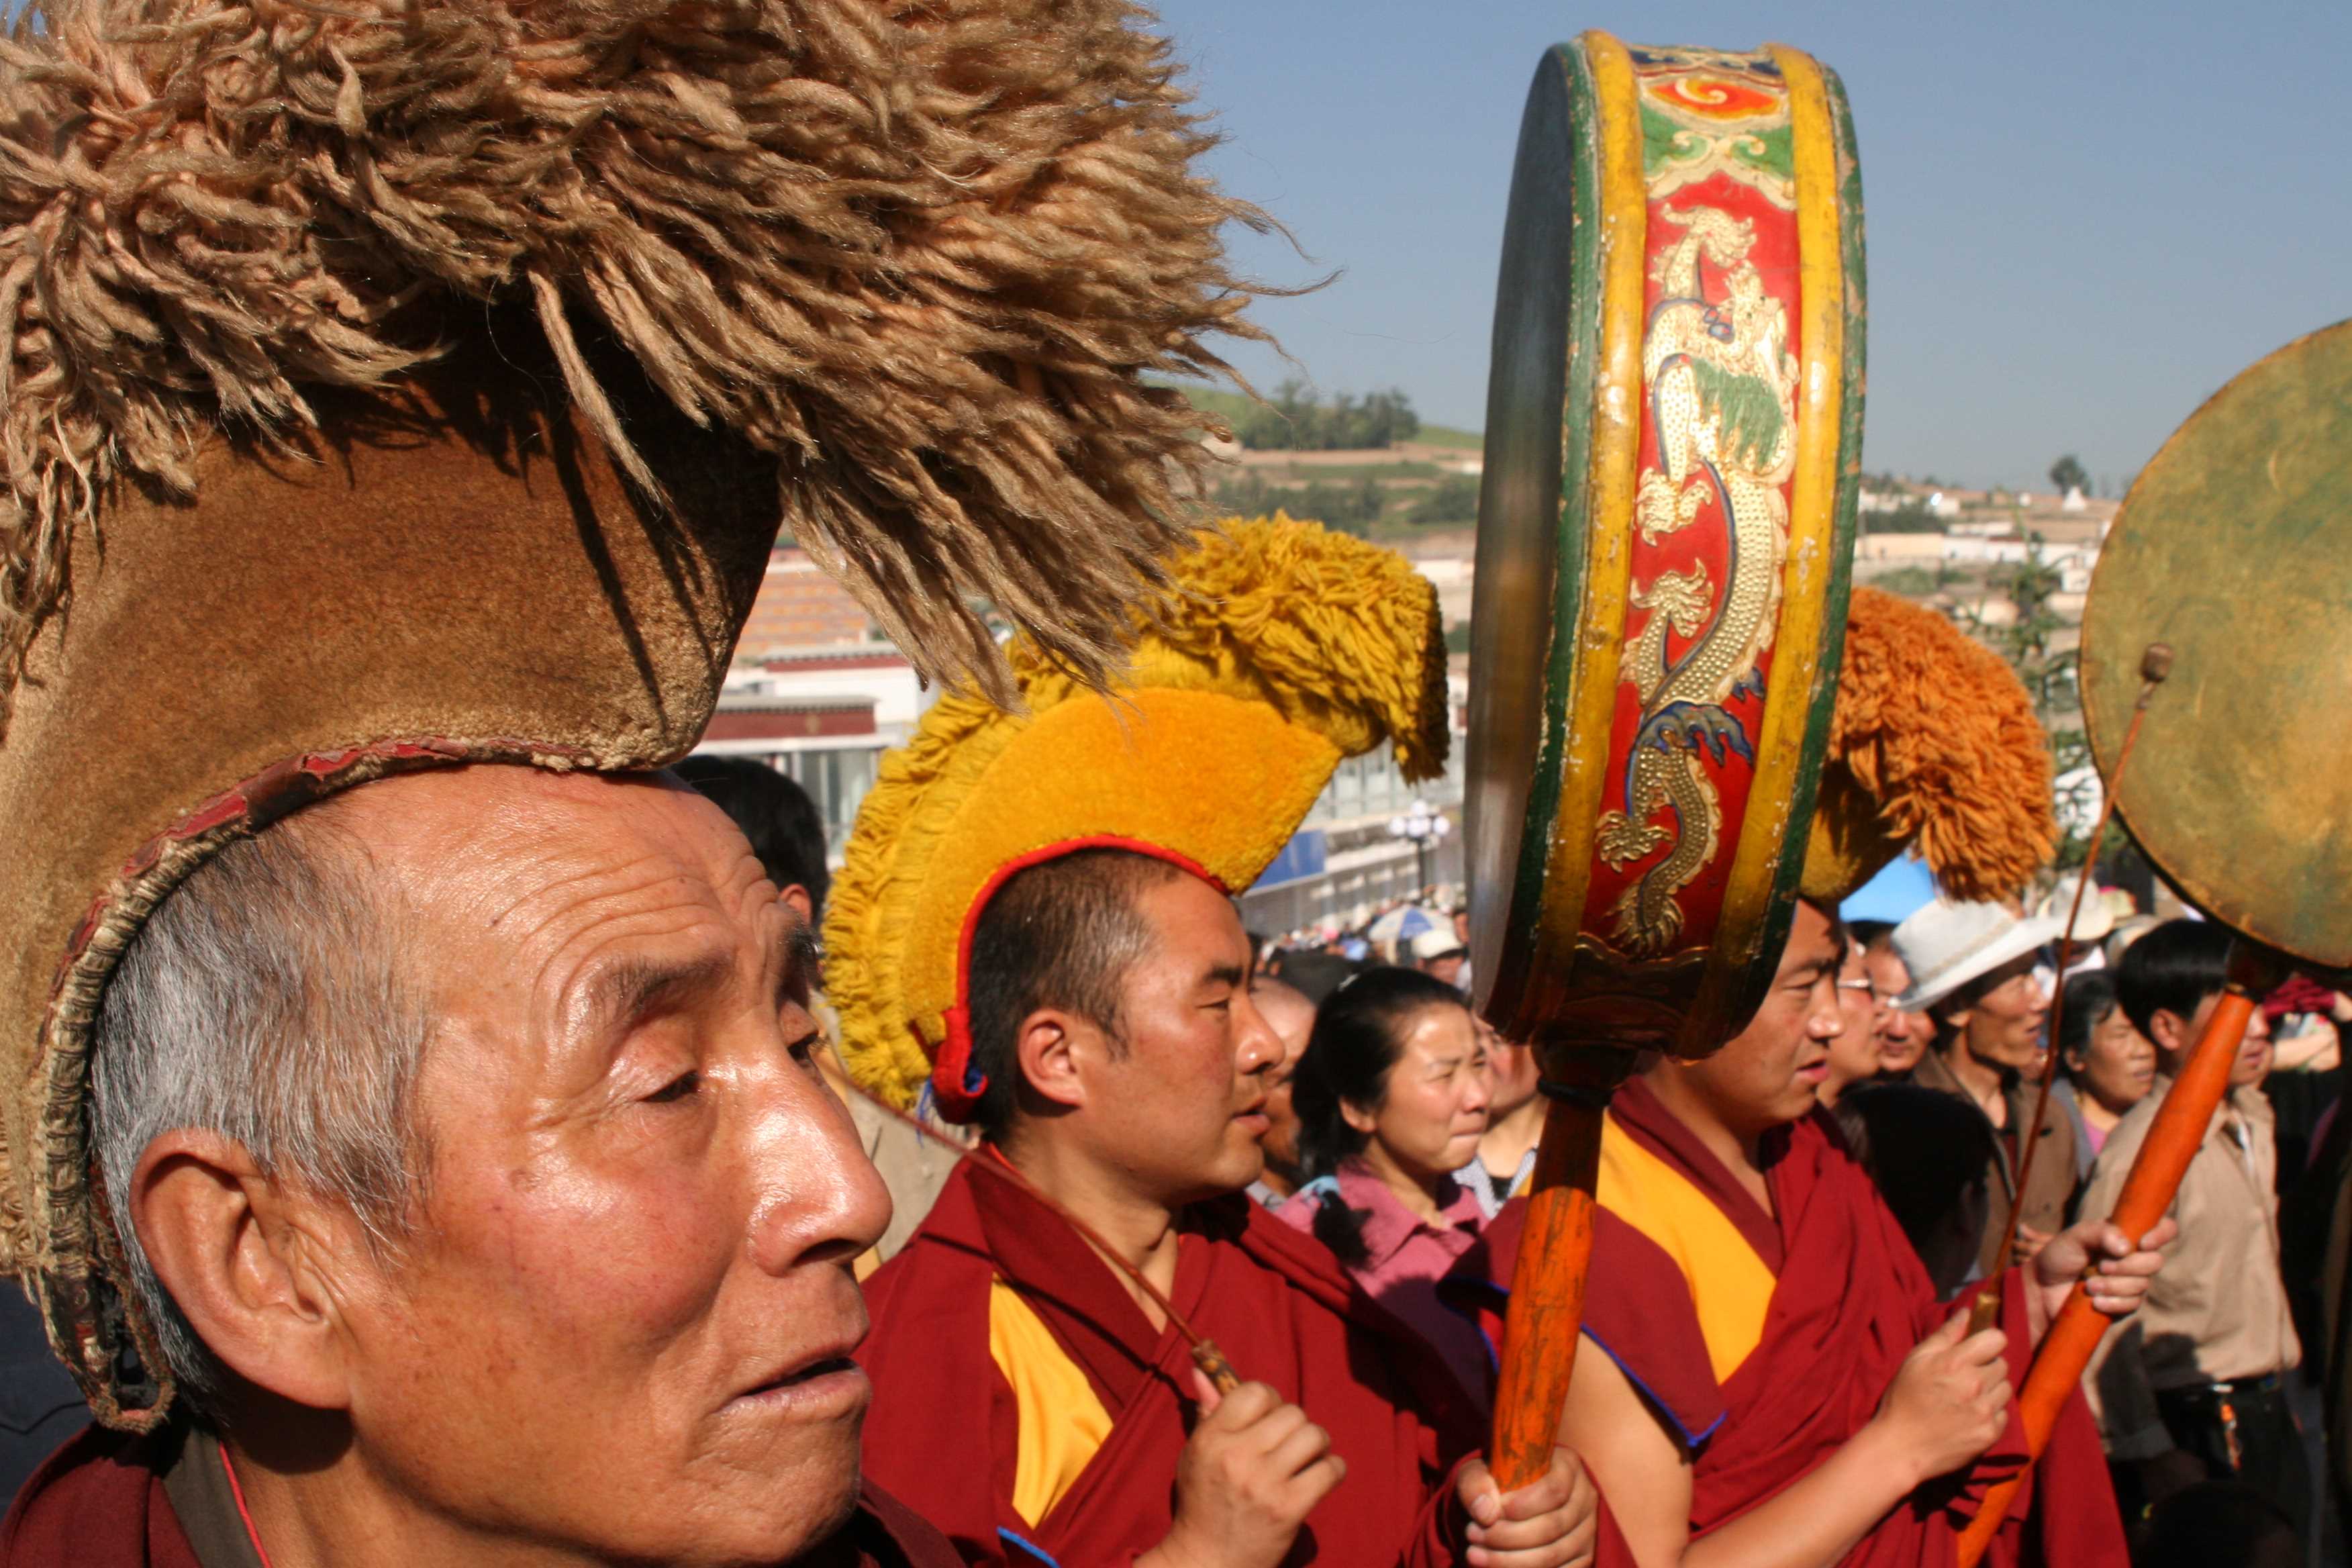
[1489, 1089, 1611, 1489]
[1953, 943, 2268, 1567]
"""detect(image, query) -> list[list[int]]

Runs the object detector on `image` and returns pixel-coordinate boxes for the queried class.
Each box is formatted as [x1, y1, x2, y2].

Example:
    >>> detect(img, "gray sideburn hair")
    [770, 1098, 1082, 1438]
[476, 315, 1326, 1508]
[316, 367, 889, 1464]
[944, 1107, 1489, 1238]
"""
[89, 810, 433, 1413]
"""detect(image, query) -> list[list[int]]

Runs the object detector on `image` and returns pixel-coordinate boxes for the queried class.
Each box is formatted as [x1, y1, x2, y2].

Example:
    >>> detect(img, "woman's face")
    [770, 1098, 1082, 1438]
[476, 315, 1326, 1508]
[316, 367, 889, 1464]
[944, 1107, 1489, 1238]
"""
[2068, 1002, 2157, 1116]
[1344, 1004, 1492, 1182]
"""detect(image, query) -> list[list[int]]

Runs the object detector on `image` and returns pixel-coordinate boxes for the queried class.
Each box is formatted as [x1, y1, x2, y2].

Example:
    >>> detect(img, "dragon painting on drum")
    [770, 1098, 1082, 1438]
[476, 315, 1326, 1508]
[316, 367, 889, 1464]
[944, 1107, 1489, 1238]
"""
[1592, 48, 1805, 960]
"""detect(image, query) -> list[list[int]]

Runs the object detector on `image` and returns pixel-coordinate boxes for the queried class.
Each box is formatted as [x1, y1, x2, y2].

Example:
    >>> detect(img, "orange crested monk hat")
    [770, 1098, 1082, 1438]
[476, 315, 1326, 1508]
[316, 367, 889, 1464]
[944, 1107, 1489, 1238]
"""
[0, 0, 1275, 1428]
[825, 517, 1449, 1117]
[1800, 586, 2057, 905]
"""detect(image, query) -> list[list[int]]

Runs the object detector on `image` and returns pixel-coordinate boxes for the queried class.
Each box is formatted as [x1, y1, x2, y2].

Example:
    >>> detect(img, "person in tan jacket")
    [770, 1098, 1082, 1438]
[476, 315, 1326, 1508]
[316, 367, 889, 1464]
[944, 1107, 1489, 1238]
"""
[2081, 920, 2300, 1534]
[1893, 899, 2080, 1276]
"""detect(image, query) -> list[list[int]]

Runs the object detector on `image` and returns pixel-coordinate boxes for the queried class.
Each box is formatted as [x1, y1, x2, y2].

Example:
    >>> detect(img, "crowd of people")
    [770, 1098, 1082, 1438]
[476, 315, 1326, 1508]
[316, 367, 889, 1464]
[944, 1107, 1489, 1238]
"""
[622, 754, 2340, 1565]
[0, 3, 2333, 1565]
[615, 769, 2339, 1568]
[1231, 869, 2345, 1566]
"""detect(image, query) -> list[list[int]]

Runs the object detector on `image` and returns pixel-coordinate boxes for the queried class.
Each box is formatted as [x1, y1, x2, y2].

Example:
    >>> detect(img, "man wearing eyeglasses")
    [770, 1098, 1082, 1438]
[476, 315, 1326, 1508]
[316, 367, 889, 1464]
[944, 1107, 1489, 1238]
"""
[1818, 922, 1887, 1107]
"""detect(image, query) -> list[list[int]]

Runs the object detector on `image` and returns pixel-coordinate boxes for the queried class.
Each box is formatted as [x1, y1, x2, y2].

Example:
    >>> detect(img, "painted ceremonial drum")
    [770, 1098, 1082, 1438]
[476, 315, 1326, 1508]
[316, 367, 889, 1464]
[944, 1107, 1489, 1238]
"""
[1467, 34, 1866, 1062]
[2081, 319, 2352, 971]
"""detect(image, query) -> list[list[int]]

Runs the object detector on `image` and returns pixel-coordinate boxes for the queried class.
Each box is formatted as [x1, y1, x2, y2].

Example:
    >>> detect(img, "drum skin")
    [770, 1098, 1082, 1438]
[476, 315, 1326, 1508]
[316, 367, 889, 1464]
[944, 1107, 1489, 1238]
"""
[1467, 35, 1865, 1062]
[2081, 319, 2352, 971]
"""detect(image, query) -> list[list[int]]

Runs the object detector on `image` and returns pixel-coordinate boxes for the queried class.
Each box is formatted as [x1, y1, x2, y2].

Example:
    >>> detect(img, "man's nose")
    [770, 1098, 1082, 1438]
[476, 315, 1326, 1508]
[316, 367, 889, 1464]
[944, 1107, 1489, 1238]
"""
[741, 1054, 893, 1276]
[1234, 999, 1284, 1073]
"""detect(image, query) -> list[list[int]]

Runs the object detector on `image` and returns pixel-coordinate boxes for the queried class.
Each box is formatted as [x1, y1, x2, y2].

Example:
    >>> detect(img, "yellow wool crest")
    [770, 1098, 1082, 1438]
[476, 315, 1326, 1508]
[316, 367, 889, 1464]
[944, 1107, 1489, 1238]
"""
[824, 516, 1448, 1114]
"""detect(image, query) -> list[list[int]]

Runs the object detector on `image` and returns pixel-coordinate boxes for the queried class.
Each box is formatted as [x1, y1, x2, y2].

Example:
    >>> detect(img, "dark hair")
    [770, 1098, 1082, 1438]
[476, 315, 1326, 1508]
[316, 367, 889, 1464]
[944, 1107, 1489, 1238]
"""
[2113, 918, 2233, 1042]
[2056, 970, 2121, 1073]
[1262, 948, 1363, 1007]
[1289, 967, 1470, 1266]
[671, 754, 832, 921]
[1832, 1083, 1998, 1265]
[962, 848, 1188, 1140]
[1849, 919, 1896, 952]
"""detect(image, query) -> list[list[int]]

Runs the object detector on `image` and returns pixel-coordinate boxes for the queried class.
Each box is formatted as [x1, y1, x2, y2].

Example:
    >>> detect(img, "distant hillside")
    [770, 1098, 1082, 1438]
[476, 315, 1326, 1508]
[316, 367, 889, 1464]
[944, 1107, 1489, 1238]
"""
[1414, 422, 1481, 450]
[1161, 381, 1480, 454]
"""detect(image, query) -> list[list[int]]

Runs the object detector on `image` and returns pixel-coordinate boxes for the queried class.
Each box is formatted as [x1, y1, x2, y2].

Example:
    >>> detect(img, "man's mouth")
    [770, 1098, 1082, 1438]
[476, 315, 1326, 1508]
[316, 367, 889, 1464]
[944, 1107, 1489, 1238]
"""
[731, 1353, 869, 1415]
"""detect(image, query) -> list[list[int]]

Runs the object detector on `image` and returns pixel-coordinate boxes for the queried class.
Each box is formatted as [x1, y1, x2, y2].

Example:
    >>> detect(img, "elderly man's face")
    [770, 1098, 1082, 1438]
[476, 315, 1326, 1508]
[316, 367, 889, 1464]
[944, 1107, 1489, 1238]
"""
[322, 768, 889, 1561]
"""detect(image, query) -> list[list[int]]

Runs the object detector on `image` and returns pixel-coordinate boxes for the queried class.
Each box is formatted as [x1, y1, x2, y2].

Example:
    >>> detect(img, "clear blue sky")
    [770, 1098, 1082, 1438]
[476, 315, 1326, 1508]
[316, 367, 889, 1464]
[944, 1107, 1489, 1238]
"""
[1161, 0, 2349, 493]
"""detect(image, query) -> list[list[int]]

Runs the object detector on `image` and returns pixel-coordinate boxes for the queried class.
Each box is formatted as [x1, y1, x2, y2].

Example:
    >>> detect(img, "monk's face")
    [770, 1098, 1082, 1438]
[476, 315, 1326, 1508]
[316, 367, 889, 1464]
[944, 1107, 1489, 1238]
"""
[1673, 899, 1845, 1137]
[1079, 871, 1285, 1206]
[309, 769, 889, 1562]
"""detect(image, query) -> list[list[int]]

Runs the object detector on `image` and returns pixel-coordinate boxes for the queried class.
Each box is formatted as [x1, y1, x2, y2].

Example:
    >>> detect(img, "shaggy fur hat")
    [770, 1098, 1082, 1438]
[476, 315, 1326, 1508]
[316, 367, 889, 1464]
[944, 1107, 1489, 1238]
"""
[824, 517, 1447, 1116]
[0, 0, 1276, 1430]
[1802, 587, 2057, 905]
[0, 0, 1273, 714]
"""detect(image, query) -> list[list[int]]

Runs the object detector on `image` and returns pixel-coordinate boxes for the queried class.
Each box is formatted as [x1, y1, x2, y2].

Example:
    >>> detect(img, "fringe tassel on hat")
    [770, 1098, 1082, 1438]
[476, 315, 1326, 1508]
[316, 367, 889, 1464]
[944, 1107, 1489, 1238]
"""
[1827, 587, 2056, 903]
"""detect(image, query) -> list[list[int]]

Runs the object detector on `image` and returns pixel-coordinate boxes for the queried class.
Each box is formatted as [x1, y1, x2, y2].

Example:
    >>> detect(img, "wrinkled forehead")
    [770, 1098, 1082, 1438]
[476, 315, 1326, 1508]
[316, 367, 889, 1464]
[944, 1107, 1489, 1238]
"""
[322, 765, 775, 963]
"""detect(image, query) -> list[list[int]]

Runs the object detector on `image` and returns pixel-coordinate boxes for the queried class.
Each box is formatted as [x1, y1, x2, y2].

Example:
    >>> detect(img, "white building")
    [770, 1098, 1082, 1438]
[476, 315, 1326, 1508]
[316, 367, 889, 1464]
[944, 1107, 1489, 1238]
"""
[693, 648, 939, 856]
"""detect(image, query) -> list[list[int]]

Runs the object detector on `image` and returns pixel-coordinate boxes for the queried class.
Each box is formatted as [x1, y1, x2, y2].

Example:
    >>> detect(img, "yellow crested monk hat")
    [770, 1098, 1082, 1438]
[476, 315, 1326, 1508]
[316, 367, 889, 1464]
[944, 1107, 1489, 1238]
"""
[0, 0, 1273, 1427]
[826, 517, 1448, 1118]
[1800, 587, 2058, 906]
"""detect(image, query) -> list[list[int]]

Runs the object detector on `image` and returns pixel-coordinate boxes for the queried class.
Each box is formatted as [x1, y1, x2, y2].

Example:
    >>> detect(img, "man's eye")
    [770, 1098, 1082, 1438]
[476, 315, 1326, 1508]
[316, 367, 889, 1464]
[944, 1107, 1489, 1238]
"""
[645, 1070, 700, 1105]
[787, 1034, 822, 1072]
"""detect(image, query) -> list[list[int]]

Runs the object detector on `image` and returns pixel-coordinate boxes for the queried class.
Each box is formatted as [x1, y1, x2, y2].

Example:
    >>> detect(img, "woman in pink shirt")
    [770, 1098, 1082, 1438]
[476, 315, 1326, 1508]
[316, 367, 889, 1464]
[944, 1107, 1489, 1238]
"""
[1279, 967, 1495, 1408]
[2057, 969, 2157, 1171]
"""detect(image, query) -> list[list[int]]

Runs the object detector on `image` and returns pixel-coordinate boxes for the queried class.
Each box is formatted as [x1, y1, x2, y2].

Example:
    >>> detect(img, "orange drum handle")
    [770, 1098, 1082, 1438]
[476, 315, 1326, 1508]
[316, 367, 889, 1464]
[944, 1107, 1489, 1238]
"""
[1954, 944, 2267, 1567]
[1489, 1066, 1624, 1489]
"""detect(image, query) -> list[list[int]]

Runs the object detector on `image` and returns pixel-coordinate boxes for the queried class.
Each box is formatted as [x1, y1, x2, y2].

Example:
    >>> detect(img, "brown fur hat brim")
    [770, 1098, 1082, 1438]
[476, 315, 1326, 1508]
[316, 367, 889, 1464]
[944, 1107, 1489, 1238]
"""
[1803, 586, 2057, 905]
[0, 0, 1273, 720]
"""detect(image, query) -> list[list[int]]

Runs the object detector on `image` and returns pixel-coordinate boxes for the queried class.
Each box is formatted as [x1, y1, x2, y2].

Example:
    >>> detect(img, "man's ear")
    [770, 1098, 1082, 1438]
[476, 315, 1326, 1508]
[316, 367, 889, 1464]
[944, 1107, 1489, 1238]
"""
[128, 1130, 368, 1413]
[1015, 1009, 1095, 1113]
[2148, 1008, 2192, 1057]
[778, 883, 815, 927]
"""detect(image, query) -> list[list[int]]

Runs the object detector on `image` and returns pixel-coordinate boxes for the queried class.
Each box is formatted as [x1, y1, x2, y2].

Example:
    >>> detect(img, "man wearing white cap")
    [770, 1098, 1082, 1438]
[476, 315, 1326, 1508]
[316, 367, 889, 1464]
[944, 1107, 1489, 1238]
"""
[1411, 927, 1471, 991]
[1894, 899, 2079, 1277]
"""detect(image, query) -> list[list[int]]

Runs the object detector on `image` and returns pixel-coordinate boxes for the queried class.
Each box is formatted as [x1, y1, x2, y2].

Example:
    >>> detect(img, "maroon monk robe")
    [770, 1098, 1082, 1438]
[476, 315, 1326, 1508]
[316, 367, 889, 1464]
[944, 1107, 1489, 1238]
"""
[1, 1420, 961, 1568]
[857, 1159, 1487, 1567]
[1447, 1079, 2125, 1568]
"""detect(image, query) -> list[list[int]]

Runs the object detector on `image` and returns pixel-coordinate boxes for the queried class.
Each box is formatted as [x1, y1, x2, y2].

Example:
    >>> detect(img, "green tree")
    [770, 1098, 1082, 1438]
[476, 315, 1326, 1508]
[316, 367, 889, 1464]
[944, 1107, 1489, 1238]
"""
[2047, 454, 2089, 495]
[1235, 381, 1421, 452]
[1407, 474, 1479, 526]
[1208, 472, 1384, 534]
[1866, 499, 1943, 534]
[1963, 534, 2095, 868]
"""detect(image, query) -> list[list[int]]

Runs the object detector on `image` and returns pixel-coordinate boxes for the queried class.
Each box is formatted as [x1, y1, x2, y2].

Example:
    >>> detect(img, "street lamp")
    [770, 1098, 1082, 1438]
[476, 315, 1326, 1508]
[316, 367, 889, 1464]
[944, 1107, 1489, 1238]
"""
[1386, 799, 1453, 897]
